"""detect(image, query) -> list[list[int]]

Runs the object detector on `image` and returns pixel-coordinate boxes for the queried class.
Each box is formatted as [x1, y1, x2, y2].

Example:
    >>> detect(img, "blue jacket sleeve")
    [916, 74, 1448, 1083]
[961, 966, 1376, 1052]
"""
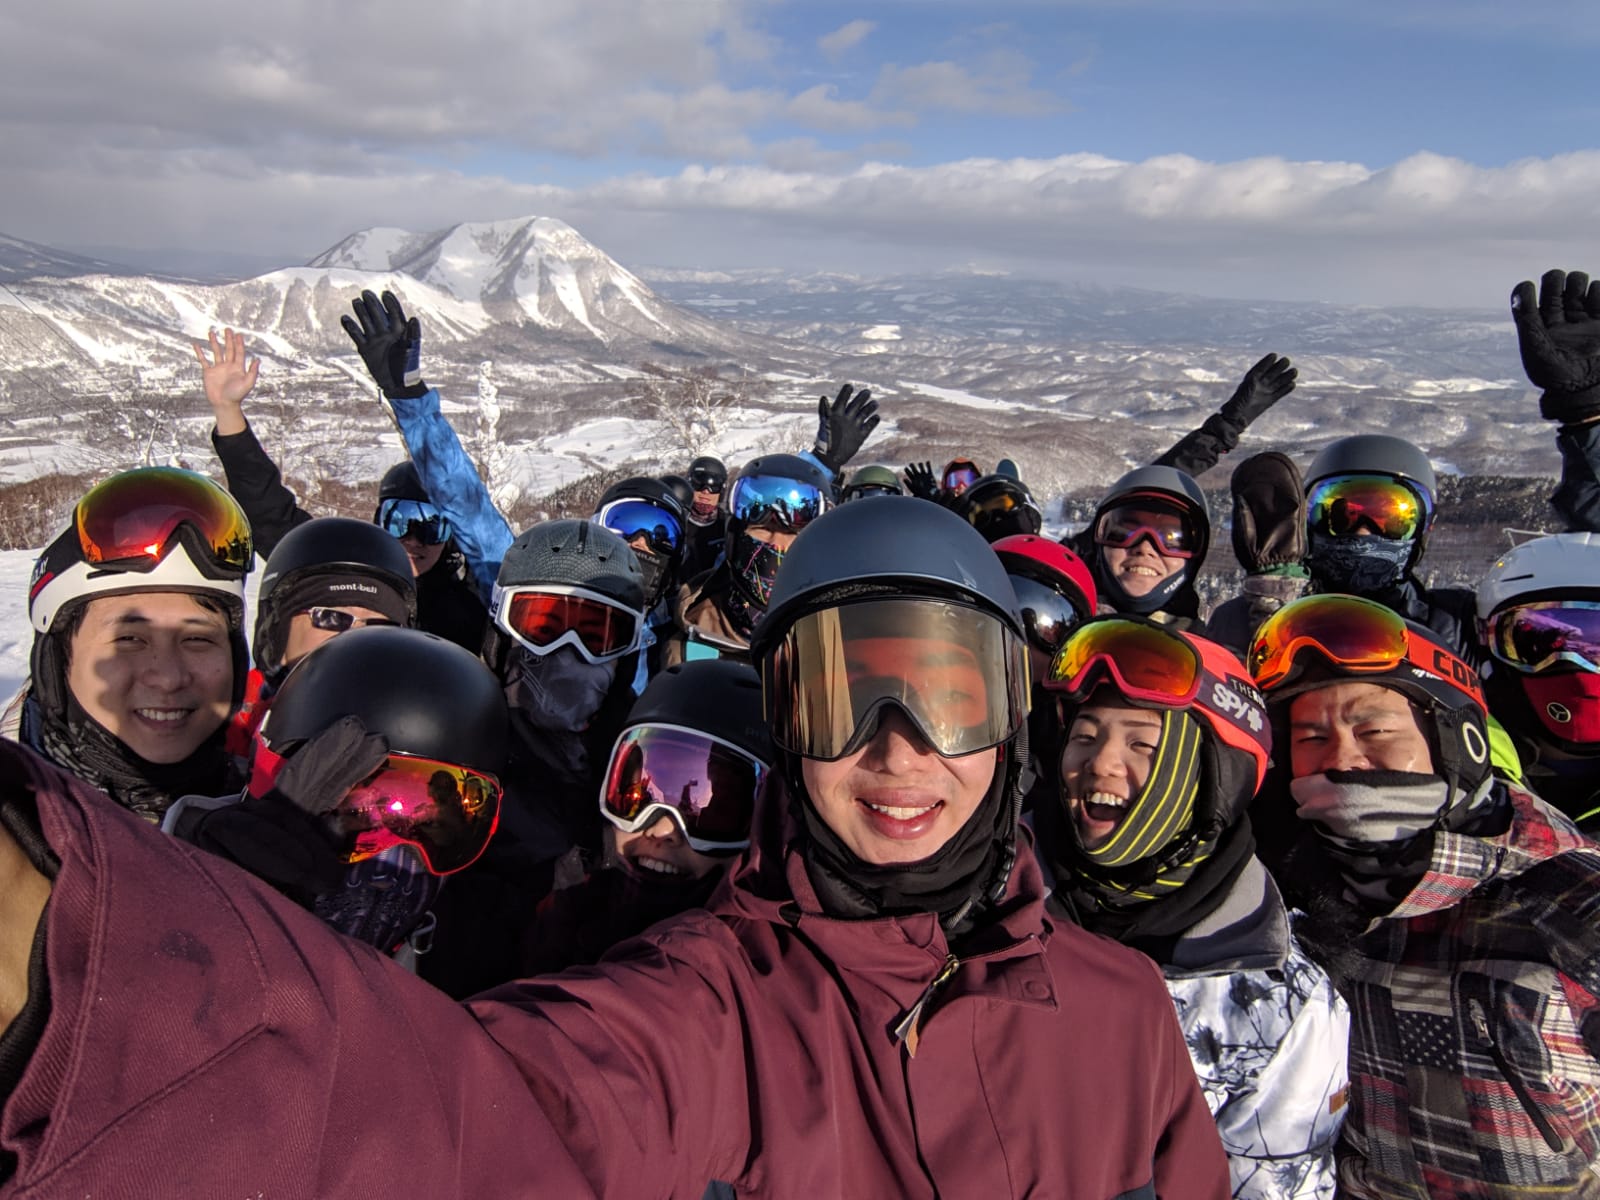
[387, 388, 514, 603]
[1553, 422, 1600, 533]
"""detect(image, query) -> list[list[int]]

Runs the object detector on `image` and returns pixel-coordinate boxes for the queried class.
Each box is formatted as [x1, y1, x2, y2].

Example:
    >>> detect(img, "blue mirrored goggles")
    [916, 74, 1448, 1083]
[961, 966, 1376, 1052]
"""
[595, 499, 683, 556]
[728, 474, 828, 531]
[378, 498, 452, 545]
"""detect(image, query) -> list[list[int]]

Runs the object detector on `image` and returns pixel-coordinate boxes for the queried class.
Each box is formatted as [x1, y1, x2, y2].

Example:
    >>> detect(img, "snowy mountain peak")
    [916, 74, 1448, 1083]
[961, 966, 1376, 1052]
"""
[0, 234, 132, 283]
[306, 215, 699, 346]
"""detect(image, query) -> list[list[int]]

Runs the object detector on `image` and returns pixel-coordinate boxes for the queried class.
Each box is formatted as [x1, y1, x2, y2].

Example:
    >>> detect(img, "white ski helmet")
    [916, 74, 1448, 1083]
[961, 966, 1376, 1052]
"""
[1476, 532, 1600, 630]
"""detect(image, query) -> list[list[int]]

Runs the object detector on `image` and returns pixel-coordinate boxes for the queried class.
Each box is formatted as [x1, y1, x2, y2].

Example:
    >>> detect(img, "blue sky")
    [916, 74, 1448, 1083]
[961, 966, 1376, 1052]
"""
[2, 1, 1597, 304]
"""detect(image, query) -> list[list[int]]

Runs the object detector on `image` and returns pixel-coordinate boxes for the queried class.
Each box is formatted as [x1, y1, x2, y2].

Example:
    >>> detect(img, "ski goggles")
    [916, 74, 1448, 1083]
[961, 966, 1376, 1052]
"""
[1248, 594, 1483, 705]
[1045, 618, 1203, 706]
[1009, 573, 1086, 657]
[843, 482, 900, 501]
[689, 466, 726, 494]
[306, 607, 401, 635]
[942, 463, 981, 493]
[1306, 474, 1428, 541]
[247, 744, 502, 876]
[595, 499, 683, 556]
[74, 467, 252, 575]
[1094, 502, 1197, 558]
[1484, 601, 1600, 675]
[762, 597, 1031, 760]
[491, 583, 642, 663]
[600, 723, 768, 852]
[378, 498, 452, 545]
[964, 486, 1039, 529]
[728, 473, 828, 531]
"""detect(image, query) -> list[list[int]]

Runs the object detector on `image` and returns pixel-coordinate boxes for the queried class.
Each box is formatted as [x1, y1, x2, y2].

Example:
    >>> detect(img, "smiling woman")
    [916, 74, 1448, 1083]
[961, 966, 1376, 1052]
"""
[18, 467, 251, 821]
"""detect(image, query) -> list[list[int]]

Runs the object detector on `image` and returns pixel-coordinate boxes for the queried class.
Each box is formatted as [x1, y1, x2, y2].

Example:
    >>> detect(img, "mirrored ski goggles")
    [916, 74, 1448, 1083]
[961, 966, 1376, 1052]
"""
[595, 499, 684, 556]
[689, 467, 726, 493]
[762, 597, 1031, 760]
[247, 743, 502, 876]
[306, 607, 401, 635]
[74, 467, 252, 575]
[1094, 502, 1196, 558]
[331, 752, 502, 875]
[1009, 573, 1086, 657]
[378, 498, 452, 545]
[1248, 594, 1482, 706]
[1306, 474, 1428, 541]
[492, 583, 642, 663]
[600, 724, 768, 852]
[1485, 601, 1600, 675]
[728, 473, 828, 531]
[942, 463, 981, 493]
[1045, 618, 1202, 706]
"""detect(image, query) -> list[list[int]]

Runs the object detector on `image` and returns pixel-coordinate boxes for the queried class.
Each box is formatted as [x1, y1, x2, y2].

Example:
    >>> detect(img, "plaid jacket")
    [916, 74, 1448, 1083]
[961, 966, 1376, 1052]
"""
[1336, 785, 1600, 1199]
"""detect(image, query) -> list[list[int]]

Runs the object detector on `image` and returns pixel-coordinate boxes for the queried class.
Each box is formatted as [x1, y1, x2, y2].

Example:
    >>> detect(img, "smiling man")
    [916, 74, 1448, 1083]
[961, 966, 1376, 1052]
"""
[0, 497, 1227, 1197]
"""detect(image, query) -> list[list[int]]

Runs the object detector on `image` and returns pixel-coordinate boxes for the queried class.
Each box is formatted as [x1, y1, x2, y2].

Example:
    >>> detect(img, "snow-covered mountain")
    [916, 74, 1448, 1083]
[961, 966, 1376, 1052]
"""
[0, 234, 133, 284]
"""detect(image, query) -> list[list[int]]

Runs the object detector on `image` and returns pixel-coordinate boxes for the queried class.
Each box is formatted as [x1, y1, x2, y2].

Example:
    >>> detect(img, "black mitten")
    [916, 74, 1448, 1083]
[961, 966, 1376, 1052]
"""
[1229, 451, 1306, 573]
[1511, 269, 1600, 424]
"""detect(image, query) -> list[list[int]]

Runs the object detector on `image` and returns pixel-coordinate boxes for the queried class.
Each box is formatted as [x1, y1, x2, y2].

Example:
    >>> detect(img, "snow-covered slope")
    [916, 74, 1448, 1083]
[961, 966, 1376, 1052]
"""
[0, 234, 133, 284]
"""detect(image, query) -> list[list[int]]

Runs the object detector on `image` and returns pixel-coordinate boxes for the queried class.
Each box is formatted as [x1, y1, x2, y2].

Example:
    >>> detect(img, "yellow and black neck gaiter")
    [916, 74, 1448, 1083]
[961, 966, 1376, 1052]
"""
[1081, 708, 1204, 869]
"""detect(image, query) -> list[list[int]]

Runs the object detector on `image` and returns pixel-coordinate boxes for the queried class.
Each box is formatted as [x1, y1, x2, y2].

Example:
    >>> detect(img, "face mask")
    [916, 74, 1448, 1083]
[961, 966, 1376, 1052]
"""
[1307, 532, 1413, 594]
[689, 494, 720, 526]
[312, 844, 442, 954]
[1522, 670, 1600, 745]
[504, 644, 618, 732]
[730, 532, 785, 608]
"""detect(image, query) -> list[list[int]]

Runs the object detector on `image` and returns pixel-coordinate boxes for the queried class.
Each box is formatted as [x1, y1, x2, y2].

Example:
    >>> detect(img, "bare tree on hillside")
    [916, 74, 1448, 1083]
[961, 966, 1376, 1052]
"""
[635, 364, 752, 462]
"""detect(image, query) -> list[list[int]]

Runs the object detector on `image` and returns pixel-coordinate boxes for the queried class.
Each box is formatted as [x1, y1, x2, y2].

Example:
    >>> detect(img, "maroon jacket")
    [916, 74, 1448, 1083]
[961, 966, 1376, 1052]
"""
[0, 740, 1226, 1198]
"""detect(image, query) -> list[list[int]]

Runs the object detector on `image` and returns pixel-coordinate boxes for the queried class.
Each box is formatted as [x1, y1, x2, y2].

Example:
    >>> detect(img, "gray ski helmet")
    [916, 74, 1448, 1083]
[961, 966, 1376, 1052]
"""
[621, 659, 774, 767]
[753, 495, 1024, 657]
[485, 519, 644, 672]
[1092, 465, 1212, 566]
[253, 518, 418, 673]
[1305, 434, 1438, 506]
[259, 626, 508, 777]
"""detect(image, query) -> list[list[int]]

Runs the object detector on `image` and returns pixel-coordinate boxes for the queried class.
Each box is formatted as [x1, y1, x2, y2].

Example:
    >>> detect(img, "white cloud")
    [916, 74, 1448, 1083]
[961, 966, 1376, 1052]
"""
[818, 19, 877, 58]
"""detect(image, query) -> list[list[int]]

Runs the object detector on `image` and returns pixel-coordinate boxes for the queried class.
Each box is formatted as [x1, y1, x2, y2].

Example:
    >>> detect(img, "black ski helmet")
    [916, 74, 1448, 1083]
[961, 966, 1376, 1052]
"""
[956, 474, 1043, 542]
[375, 461, 432, 509]
[594, 476, 688, 606]
[483, 519, 645, 674]
[689, 456, 728, 490]
[1304, 434, 1438, 569]
[750, 496, 1029, 916]
[725, 452, 834, 609]
[660, 474, 695, 514]
[252, 518, 418, 673]
[621, 659, 773, 767]
[259, 626, 508, 778]
[1089, 465, 1211, 616]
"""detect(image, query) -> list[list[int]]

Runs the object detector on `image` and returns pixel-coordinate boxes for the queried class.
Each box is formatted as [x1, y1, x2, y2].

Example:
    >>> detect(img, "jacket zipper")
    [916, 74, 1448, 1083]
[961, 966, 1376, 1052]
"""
[893, 954, 960, 1057]
[1468, 998, 1566, 1153]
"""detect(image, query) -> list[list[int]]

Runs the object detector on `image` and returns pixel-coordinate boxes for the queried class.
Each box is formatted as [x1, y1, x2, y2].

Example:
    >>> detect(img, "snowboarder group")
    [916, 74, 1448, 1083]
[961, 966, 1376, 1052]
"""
[3, 269, 1600, 1197]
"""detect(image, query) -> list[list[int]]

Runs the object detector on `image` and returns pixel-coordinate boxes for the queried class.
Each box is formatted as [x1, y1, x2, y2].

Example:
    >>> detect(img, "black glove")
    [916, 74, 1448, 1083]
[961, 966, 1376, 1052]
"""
[174, 716, 390, 904]
[903, 461, 939, 501]
[1219, 353, 1297, 430]
[341, 289, 428, 400]
[811, 384, 879, 473]
[1511, 269, 1600, 424]
[1229, 451, 1306, 573]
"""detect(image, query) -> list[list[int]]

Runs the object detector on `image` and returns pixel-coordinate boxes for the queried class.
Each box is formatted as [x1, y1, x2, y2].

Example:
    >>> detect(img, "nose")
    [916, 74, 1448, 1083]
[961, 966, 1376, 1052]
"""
[642, 814, 682, 842]
[1316, 728, 1371, 774]
[140, 645, 191, 691]
[1084, 736, 1125, 781]
[861, 707, 937, 771]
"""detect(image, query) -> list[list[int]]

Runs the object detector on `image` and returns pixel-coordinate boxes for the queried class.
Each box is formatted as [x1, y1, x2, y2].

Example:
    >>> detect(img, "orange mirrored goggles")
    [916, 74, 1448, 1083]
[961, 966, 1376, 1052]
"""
[75, 467, 252, 576]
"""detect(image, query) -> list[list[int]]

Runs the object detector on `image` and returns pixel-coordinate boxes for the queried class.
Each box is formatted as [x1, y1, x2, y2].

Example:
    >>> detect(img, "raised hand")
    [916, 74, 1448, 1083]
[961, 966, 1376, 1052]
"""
[812, 384, 880, 472]
[903, 461, 939, 501]
[1219, 353, 1297, 429]
[192, 327, 260, 436]
[1511, 269, 1600, 424]
[341, 289, 428, 399]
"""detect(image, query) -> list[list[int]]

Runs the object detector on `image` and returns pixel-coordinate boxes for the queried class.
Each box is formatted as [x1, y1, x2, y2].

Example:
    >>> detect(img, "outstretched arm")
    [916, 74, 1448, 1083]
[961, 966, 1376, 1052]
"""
[1155, 353, 1296, 476]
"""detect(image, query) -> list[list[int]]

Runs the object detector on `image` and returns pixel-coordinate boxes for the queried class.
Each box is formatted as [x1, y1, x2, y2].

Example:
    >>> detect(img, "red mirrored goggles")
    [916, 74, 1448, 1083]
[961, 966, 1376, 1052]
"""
[1045, 618, 1203, 706]
[75, 467, 252, 576]
[1249, 593, 1484, 707]
[762, 597, 1031, 761]
[600, 724, 769, 852]
[492, 584, 642, 663]
[248, 745, 501, 876]
[1094, 500, 1197, 558]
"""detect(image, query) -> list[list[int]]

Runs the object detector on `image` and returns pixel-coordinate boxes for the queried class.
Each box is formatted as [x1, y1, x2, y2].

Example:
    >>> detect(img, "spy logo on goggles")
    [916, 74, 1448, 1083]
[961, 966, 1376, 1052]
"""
[1209, 678, 1265, 734]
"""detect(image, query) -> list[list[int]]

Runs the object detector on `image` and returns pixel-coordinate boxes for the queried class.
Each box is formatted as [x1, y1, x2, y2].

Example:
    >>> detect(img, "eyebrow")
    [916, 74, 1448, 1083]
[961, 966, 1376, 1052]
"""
[103, 612, 225, 629]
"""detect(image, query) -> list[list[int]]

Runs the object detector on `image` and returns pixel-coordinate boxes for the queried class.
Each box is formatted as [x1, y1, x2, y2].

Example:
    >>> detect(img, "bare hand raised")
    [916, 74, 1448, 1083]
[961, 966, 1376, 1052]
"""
[192, 328, 260, 436]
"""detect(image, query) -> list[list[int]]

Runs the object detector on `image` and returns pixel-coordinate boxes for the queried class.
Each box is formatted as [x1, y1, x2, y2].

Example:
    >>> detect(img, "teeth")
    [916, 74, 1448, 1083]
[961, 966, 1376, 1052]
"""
[1085, 792, 1128, 809]
[635, 858, 684, 876]
[136, 709, 189, 723]
[865, 801, 936, 820]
